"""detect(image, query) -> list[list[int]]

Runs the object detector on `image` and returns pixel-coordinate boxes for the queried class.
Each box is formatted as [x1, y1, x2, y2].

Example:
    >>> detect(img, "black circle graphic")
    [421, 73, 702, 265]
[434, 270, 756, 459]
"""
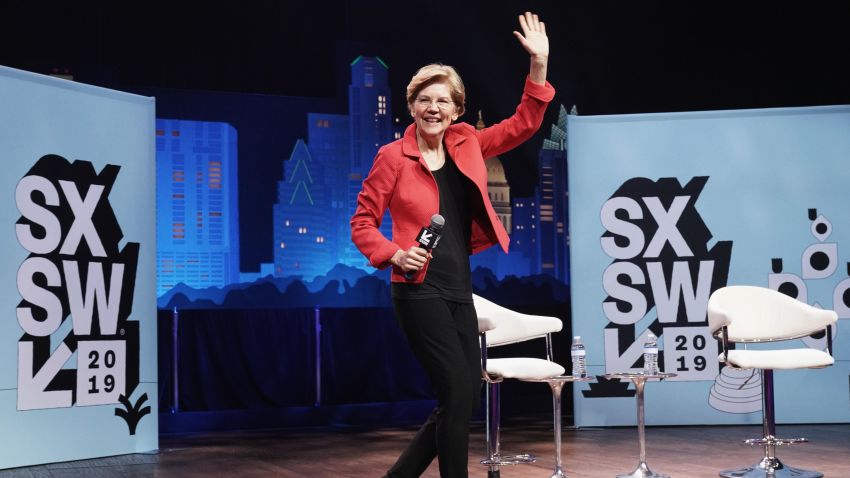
[810, 251, 830, 271]
[815, 222, 828, 235]
[843, 288, 850, 308]
[777, 282, 799, 298]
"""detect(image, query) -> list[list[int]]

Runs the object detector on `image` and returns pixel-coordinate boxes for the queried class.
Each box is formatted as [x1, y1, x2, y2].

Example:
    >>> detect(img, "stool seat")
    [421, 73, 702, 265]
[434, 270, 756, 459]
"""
[486, 358, 565, 381]
[723, 349, 834, 370]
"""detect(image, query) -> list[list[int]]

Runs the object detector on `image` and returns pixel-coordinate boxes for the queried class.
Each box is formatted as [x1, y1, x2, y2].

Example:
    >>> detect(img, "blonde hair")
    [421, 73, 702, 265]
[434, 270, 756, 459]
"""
[406, 64, 466, 117]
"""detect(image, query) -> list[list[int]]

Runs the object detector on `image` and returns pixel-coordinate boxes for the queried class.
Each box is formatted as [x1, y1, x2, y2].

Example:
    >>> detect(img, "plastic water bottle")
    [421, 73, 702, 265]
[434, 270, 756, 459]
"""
[643, 333, 659, 375]
[571, 336, 587, 378]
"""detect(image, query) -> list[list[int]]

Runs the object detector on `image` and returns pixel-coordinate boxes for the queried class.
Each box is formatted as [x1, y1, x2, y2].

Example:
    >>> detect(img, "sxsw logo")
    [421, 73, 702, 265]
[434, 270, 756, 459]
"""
[598, 177, 732, 381]
[14, 155, 146, 431]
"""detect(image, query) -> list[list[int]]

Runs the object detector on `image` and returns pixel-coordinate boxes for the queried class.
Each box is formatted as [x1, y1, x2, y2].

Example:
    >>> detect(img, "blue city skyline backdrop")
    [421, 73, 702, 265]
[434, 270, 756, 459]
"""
[149, 56, 571, 301]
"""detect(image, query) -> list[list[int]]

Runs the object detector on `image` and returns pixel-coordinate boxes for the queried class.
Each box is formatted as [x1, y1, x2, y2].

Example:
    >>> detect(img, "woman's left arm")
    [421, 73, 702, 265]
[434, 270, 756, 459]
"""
[475, 12, 555, 159]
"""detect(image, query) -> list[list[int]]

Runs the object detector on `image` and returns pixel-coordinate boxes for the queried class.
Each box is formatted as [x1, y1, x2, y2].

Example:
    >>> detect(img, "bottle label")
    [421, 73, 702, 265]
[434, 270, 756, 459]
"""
[643, 347, 658, 354]
[571, 350, 586, 357]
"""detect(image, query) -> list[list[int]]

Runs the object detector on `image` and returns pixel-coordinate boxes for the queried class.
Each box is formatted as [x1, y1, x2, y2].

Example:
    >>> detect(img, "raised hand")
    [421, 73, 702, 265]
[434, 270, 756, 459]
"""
[513, 11, 549, 59]
[513, 11, 549, 84]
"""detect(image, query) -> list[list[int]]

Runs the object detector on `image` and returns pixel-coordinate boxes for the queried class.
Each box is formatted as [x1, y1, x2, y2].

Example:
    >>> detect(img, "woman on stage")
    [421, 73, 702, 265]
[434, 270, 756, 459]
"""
[350, 12, 555, 478]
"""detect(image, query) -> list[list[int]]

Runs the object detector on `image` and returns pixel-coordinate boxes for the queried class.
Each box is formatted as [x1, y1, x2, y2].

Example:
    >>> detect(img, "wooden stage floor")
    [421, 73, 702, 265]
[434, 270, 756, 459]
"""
[2, 421, 849, 477]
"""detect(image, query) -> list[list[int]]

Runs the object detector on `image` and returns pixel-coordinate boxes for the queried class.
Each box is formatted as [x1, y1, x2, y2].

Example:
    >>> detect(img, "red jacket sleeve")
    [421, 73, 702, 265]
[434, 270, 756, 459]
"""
[475, 76, 556, 159]
[350, 148, 403, 269]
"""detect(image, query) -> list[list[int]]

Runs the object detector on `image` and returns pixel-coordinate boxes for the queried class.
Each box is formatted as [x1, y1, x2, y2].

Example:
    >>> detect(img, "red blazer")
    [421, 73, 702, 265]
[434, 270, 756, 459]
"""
[350, 76, 555, 283]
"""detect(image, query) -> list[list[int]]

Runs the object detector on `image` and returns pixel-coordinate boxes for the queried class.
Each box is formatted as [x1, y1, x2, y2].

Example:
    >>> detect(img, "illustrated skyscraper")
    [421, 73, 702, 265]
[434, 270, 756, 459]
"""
[272, 56, 395, 277]
[344, 56, 394, 266]
[510, 195, 540, 273]
[305, 112, 351, 272]
[537, 105, 570, 283]
[273, 140, 332, 278]
[155, 119, 240, 296]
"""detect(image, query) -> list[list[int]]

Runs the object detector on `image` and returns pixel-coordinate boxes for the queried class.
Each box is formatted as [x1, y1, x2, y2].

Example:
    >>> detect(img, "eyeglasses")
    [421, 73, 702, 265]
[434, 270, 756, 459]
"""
[414, 96, 455, 111]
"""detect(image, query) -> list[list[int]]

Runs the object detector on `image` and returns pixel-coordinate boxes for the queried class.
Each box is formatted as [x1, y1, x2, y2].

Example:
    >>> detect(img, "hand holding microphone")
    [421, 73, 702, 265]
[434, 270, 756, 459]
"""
[394, 214, 445, 280]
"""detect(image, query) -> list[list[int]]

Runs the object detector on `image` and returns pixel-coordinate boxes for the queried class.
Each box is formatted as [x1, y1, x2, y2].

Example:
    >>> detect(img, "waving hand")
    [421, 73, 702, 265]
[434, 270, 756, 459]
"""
[513, 12, 549, 84]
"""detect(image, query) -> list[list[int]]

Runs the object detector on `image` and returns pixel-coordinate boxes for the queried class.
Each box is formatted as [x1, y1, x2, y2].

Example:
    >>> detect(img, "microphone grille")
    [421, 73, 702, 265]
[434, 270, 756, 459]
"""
[430, 214, 446, 231]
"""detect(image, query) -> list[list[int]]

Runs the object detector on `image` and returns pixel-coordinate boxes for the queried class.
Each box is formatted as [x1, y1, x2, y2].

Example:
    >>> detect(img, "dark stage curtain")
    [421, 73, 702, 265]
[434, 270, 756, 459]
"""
[319, 308, 433, 404]
[157, 307, 433, 412]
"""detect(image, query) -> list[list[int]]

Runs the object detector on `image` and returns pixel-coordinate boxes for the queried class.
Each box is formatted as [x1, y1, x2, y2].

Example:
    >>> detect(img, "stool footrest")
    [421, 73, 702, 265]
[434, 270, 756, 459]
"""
[720, 459, 823, 478]
[744, 435, 808, 446]
[480, 453, 536, 466]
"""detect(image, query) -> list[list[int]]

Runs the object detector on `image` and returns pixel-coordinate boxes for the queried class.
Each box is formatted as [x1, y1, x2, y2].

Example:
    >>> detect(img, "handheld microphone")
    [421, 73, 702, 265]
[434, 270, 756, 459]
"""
[404, 214, 445, 280]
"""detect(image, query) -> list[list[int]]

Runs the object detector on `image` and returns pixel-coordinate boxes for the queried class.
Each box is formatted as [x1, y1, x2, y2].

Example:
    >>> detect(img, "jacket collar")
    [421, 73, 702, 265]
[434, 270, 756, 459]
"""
[401, 123, 468, 160]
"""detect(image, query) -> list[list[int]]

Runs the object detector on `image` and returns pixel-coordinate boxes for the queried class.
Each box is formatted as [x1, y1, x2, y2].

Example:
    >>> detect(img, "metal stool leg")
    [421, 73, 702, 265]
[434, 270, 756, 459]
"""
[719, 370, 821, 478]
[548, 380, 567, 478]
[485, 380, 502, 478]
[481, 380, 535, 476]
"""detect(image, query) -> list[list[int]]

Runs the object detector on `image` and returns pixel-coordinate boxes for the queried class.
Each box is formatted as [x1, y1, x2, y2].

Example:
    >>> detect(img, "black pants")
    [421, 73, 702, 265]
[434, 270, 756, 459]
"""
[386, 298, 481, 478]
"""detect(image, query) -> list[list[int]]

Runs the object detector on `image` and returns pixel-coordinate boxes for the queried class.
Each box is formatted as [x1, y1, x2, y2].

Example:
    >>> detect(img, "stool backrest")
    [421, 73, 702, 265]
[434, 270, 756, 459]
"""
[707, 285, 837, 342]
[473, 294, 562, 347]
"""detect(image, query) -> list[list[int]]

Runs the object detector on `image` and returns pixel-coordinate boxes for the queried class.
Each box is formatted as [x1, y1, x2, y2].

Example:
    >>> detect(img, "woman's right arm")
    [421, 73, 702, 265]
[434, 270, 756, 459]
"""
[350, 150, 405, 269]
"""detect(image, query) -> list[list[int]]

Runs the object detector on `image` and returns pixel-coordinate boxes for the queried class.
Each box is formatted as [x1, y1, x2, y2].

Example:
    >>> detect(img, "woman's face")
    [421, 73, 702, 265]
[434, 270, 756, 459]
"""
[410, 82, 458, 143]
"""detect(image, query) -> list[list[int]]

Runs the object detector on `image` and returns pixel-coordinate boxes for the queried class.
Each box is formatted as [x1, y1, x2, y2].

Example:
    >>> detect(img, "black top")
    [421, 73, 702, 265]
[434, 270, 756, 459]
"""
[392, 151, 474, 303]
